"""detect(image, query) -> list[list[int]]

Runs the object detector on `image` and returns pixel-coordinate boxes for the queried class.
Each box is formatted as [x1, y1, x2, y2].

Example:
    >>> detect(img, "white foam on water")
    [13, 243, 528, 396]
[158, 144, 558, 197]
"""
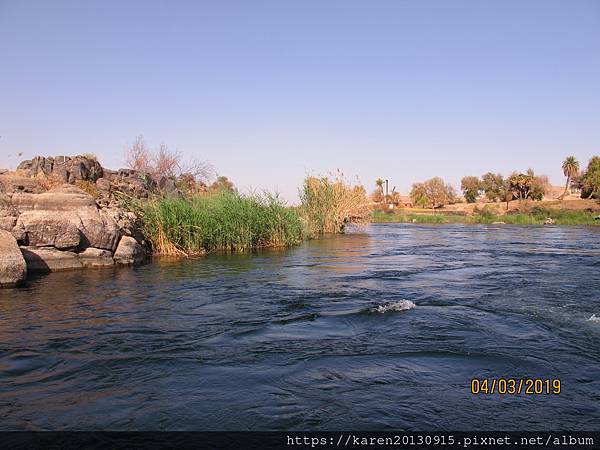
[371, 300, 416, 313]
[588, 314, 600, 323]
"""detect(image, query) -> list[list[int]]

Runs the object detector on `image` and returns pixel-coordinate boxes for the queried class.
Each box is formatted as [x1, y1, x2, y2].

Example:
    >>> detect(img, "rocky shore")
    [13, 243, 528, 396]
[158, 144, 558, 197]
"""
[0, 155, 160, 288]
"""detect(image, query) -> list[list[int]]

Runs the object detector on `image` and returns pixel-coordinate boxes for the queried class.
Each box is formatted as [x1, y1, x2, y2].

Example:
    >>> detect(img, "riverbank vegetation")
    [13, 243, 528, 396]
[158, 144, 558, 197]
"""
[136, 175, 370, 256]
[371, 206, 600, 226]
[122, 139, 370, 255]
[117, 141, 600, 255]
[298, 172, 370, 235]
[138, 191, 305, 255]
[371, 155, 600, 227]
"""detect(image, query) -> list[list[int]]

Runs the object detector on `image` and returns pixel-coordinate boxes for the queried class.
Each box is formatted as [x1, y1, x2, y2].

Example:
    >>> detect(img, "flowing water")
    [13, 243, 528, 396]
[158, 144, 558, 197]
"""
[1, 224, 600, 430]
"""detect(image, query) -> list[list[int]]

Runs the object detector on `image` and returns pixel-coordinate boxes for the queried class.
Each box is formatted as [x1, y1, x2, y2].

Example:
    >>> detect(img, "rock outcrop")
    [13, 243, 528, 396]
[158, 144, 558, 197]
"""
[8, 154, 206, 208]
[17, 155, 104, 183]
[0, 153, 209, 286]
[11, 185, 123, 252]
[0, 230, 27, 287]
[0, 182, 148, 286]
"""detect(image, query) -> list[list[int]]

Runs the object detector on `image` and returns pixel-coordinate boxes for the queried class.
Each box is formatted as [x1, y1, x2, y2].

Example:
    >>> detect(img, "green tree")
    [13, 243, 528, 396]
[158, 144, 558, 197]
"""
[209, 175, 236, 193]
[508, 172, 533, 201]
[581, 156, 600, 199]
[410, 177, 456, 208]
[409, 182, 428, 208]
[460, 176, 482, 203]
[480, 172, 504, 202]
[508, 170, 548, 201]
[559, 156, 580, 200]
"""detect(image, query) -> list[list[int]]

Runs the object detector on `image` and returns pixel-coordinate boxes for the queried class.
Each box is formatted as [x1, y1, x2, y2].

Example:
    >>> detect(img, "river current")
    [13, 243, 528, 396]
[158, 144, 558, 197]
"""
[1, 224, 599, 430]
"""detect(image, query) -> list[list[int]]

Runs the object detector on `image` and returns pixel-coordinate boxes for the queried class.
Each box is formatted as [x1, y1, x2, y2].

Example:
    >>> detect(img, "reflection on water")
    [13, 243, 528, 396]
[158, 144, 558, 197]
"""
[1, 224, 600, 430]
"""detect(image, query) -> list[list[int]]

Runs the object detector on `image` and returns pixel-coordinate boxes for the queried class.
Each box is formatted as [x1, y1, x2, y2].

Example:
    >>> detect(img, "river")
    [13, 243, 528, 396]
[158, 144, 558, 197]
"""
[1, 224, 599, 430]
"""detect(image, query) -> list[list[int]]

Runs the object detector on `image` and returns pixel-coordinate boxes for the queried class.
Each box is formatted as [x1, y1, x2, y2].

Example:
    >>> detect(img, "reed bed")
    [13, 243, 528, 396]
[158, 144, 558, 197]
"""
[299, 174, 370, 235]
[139, 191, 305, 255]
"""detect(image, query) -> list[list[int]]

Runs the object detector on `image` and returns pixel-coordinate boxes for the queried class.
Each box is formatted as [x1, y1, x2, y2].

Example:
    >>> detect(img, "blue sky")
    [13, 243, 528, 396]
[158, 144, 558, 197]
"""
[1, 0, 599, 202]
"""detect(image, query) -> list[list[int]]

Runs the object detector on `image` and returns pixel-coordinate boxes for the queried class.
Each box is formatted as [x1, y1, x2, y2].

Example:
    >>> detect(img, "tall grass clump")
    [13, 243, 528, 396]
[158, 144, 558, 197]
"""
[139, 191, 305, 255]
[299, 173, 370, 235]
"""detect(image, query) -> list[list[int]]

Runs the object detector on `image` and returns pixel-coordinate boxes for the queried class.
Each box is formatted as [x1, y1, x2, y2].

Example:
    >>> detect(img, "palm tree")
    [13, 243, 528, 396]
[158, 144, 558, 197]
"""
[375, 178, 384, 202]
[559, 156, 579, 200]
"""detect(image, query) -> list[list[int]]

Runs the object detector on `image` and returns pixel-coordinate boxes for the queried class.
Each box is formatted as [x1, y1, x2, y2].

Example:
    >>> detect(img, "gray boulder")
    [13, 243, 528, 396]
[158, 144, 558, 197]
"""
[17, 155, 103, 183]
[20, 246, 114, 271]
[12, 185, 122, 251]
[114, 236, 145, 265]
[78, 247, 115, 268]
[77, 207, 122, 251]
[0, 230, 27, 287]
[157, 176, 177, 193]
[14, 211, 81, 249]
[20, 247, 82, 272]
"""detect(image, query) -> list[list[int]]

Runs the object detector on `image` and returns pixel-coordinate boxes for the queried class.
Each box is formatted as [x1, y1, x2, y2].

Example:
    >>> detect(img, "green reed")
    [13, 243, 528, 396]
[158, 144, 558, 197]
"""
[139, 191, 305, 255]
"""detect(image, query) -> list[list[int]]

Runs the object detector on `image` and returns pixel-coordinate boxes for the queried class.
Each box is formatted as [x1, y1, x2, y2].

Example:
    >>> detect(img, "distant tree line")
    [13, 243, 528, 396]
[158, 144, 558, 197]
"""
[460, 170, 548, 205]
[457, 155, 600, 206]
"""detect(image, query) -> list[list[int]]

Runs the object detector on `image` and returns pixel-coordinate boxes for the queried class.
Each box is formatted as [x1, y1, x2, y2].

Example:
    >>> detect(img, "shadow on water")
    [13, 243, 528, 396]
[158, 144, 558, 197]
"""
[1, 224, 600, 430]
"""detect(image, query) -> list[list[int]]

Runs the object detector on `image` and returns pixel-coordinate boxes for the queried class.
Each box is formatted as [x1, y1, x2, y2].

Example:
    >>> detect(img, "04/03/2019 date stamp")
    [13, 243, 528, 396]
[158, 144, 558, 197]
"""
[471, 378, 561, 395]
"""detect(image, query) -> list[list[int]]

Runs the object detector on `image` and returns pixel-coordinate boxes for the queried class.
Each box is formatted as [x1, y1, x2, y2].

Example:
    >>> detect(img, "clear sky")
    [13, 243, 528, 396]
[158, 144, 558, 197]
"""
[1, 0, 599, 202]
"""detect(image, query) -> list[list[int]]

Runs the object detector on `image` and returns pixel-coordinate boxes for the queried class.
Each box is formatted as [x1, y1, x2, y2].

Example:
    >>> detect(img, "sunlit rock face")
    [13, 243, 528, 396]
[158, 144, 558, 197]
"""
[0, 229, 27, 287]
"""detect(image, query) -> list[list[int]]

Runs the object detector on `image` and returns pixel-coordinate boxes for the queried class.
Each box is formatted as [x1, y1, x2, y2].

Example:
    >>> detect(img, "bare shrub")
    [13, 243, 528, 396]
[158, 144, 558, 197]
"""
[125, 135, 153, 173]
[125, 135, 212, 184]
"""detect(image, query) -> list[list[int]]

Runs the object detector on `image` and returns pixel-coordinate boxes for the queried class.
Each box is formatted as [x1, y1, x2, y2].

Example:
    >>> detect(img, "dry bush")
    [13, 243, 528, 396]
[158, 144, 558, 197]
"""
[125, 135, 212, 184]
[152, 143, 180, 178]
[75, 180, 100, 198]
[125, 135, 153, 173]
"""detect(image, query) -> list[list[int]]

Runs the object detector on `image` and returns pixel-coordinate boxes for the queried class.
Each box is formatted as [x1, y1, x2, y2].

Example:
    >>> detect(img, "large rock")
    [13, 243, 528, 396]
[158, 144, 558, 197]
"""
[11, 184, 96, 211]
[0, 230, 27, 287]
[20, 247, 82, 272]
[157, 176, 177, 193]
[20, 246, 114, 272]
[14, 211, 81, 249]
[11, 185, 122, 251]
[75, 207, 122, 251]
[17, 155, 103, 183]
[78, 247, 115, 268]
[114, 236, 145, 265]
